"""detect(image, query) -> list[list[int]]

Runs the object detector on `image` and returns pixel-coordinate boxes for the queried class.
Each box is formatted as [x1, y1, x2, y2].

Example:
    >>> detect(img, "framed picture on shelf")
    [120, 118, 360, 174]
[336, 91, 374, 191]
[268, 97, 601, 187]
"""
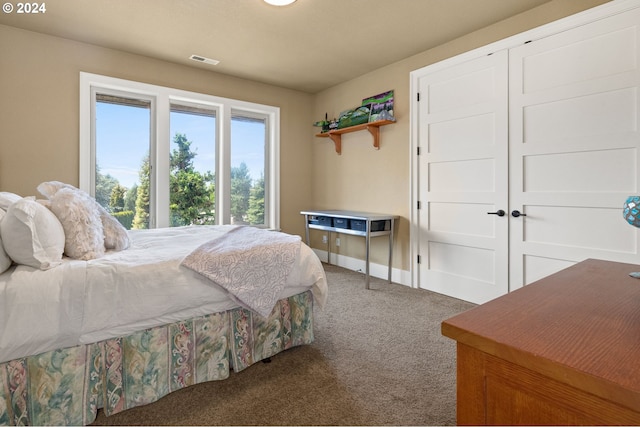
[362, 90, 394, 122]
[337, 104, 371, 129]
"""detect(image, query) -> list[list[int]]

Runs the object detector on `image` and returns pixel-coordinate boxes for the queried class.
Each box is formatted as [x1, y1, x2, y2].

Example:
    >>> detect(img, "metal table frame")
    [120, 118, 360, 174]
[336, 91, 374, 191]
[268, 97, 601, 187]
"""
[301, 210, 398, 289]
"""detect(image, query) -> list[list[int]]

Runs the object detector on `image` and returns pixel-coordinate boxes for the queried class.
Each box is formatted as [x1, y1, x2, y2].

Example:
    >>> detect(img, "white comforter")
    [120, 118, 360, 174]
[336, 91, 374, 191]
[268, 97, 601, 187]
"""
[0, 225, 327, 364]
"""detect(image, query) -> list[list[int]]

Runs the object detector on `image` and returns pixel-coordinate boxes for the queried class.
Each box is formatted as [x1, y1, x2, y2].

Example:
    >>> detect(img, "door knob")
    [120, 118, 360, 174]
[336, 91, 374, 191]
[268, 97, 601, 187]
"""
[511, 210, 527, 217]
[487, 210, 506, 217]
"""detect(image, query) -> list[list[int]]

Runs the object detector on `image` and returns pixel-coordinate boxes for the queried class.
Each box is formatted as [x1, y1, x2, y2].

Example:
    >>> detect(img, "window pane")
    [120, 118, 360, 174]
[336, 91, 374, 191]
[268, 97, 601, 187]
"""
[169, 106, 216, 226]
[231, 115, 266, 226]
[95, 95, 151, 230]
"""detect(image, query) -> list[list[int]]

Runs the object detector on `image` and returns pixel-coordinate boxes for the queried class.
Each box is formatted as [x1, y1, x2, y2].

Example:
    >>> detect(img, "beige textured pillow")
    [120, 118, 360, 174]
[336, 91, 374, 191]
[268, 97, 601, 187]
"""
[0, 198, 65, 269]
[96, 203, 130, 251]
[38, 181, 130, 253]
[36, 181, 75, 199]
[49, 187, 105, 260]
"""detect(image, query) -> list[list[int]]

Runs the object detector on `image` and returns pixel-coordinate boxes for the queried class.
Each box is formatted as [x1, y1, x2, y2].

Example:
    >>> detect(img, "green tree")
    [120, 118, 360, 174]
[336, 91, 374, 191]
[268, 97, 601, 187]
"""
[247, 174, 265, 225]
[95, 164, 118, 210]
[124, 184, 138, 212]
[169, 133, 215, 226]
[133, 155, 150, 229]
[113, 211, 134, 230]
[171, 133, 197, 171]
[230, 162, 252, 224]
[109, 184, 127, 213]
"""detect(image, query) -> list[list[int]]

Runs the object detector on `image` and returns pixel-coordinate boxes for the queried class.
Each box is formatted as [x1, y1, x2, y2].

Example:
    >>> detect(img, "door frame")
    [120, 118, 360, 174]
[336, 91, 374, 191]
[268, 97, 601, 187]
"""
[409, 0, 640, 289]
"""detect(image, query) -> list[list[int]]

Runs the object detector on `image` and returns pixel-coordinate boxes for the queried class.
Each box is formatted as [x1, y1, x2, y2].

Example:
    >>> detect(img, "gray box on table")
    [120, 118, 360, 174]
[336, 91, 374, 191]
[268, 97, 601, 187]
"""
[333, 218, 350, 229]
[350, 219, 390, 232]
[309, 216, 332, 227]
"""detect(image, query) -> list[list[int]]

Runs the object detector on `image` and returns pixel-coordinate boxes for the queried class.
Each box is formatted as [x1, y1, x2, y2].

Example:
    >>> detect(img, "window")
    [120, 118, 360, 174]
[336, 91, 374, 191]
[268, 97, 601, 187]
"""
[231, 113, 267, 226]
[95, 94, 152, 229]
[169, 104, 216, 227]
[80, 72, 280, 230]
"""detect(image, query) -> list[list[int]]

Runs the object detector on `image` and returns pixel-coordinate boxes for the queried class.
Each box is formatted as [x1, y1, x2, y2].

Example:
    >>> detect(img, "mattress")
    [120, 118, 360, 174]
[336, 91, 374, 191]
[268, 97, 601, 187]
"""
[0, 225, 327, 363]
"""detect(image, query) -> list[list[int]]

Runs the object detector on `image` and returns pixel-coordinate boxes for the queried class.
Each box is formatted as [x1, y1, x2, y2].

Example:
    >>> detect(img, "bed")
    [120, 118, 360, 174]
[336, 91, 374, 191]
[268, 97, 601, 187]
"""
[0, 184, 327, 426]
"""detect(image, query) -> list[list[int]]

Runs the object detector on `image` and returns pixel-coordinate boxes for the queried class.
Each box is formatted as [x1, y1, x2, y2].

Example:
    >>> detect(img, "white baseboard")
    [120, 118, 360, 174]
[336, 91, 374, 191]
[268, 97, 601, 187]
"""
[312, 249, 412, 288]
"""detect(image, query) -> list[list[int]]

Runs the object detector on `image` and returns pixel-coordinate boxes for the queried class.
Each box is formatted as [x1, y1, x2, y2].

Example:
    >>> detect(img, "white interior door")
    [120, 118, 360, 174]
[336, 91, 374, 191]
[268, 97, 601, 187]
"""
[416, 50, 509, 304]
[509, 8, 640, 289]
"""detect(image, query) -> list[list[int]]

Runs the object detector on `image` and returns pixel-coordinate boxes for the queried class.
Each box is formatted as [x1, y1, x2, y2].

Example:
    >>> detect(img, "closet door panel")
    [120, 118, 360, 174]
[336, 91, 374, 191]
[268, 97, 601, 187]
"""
[523, 206, 633, 252]
[522, 26, 636, 93]
[509, 7, 640, 290]
[429, 159, 495, 192]
[417, 51, 509, 304]
[523, 149, 635, 192]
[522, 87, 637, 144]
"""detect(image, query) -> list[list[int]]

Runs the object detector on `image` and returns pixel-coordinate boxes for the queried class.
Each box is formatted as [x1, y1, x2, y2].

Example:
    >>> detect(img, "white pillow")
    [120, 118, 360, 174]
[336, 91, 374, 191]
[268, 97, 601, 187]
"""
[0, 209, 12, 273]
[49, 187, 105, 260]
[0, 198, 65, 269]
[0, 192, 22, 211]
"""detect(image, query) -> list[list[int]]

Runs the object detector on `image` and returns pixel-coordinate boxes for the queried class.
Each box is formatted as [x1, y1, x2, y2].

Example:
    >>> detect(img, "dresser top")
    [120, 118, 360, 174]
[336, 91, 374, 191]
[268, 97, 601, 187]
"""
[442, 258, 640, 408]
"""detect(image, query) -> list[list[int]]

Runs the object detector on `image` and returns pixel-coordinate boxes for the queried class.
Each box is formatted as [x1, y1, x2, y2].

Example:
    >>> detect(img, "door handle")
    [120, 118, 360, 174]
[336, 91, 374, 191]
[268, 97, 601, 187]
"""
[511, 210, 527, 217]
[487, 210, 506, 217]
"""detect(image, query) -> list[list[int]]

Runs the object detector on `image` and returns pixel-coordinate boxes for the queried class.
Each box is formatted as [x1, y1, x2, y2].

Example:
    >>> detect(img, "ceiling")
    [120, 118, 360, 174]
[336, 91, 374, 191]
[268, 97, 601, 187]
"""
[0, 0, 554, 93]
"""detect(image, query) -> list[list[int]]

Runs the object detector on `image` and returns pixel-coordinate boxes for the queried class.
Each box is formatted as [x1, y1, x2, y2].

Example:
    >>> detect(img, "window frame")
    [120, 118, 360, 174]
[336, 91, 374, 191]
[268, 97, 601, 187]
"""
[79, 72, 280, 229]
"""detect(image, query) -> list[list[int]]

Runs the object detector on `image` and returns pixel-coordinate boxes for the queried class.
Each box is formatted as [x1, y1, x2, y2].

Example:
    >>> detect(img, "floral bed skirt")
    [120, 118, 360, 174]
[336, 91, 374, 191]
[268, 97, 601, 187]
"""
[0, 291, 314, 426]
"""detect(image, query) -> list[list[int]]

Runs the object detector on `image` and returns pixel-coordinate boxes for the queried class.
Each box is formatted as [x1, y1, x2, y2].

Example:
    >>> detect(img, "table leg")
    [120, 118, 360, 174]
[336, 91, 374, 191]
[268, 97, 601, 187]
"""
[388, 219, 394, 283]
[365, 221, 371, 290]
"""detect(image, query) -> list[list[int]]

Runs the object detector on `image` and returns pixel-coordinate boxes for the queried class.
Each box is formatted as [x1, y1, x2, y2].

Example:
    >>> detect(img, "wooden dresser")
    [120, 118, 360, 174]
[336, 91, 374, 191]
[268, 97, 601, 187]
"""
[442, 259, 640, 425]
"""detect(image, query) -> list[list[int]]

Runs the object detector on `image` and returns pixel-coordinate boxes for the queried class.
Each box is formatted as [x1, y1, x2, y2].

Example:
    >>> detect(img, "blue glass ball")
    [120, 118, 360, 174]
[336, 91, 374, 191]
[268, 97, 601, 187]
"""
[623, 196, 640, 228]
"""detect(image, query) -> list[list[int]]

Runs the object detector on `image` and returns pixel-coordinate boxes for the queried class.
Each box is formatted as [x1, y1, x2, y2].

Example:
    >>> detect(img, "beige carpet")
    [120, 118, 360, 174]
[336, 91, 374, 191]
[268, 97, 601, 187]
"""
[92, 264, 475, 426]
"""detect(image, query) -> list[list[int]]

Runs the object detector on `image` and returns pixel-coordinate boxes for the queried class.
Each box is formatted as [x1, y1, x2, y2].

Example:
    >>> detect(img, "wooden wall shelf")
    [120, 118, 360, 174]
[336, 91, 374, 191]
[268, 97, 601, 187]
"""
[315, 119, 394, 154]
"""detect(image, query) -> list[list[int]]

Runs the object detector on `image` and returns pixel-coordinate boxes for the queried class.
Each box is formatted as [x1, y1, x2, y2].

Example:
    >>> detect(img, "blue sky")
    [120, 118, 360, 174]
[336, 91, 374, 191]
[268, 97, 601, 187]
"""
[96, 102, 265, 189]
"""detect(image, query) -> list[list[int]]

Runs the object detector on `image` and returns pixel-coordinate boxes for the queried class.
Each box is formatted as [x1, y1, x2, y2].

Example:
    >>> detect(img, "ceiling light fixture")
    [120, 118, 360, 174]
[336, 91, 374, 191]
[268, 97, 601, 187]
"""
[264, 0, 296, 6]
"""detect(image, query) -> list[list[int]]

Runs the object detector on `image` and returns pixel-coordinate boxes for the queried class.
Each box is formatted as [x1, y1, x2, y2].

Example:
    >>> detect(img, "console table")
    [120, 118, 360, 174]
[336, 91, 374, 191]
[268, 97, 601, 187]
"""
[442, 259, 640, 425]
[300, 210, 398, 289]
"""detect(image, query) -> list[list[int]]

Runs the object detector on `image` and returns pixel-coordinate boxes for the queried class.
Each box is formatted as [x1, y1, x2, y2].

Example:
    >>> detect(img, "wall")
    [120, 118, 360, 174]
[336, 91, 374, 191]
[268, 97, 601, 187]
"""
[311, 0, 610, 278]
[0, 0, 611, 278]
[0, 25, 313, 237]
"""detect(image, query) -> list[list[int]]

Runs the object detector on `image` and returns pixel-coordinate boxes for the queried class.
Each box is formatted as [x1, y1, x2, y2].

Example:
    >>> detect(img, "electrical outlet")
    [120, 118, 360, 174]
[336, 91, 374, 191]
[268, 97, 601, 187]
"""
[322, 235, 328, 244]
[335, 237, 340, 247]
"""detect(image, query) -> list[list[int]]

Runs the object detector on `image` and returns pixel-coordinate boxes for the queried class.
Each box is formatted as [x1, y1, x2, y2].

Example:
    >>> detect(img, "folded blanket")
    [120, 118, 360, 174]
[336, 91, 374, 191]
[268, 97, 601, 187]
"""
[181, 226, 301, 317]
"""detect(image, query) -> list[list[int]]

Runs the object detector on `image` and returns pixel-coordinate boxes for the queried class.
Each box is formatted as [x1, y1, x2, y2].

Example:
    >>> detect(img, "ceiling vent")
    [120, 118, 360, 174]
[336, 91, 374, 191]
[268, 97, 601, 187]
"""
[189, 54, 220, 66]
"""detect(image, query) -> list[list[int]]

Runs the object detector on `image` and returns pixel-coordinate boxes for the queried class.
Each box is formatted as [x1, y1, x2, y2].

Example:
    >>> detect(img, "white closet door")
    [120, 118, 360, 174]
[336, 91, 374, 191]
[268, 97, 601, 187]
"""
[509, 8, 640, 289]
[417, 50, 509, 304]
